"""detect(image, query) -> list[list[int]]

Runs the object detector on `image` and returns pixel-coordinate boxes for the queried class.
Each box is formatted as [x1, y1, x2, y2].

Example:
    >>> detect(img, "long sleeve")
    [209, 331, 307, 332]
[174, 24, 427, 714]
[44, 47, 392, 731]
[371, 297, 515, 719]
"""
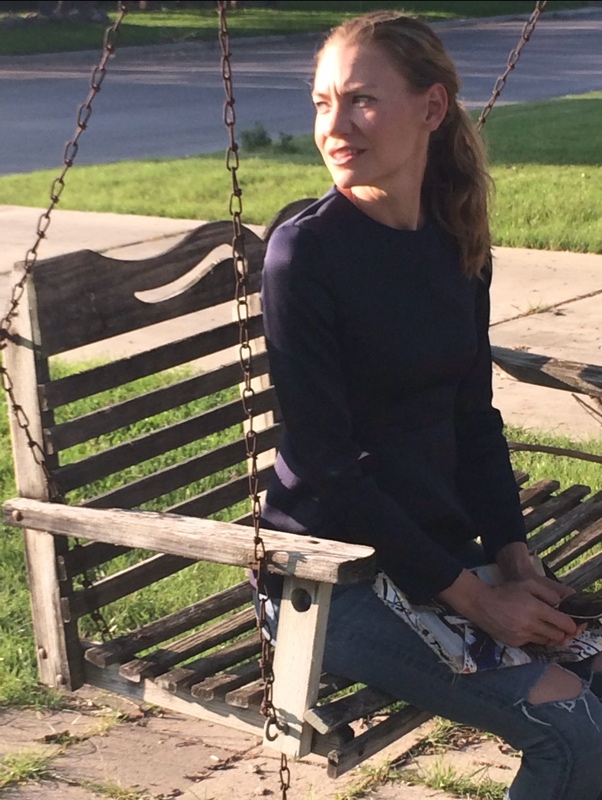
[453, 265, 527, 559]
[262, 221, 466, 602]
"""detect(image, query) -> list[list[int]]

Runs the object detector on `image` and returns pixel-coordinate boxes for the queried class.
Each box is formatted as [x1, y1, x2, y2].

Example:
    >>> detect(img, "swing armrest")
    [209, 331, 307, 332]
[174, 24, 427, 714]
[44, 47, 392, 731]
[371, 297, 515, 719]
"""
[3, 497, 376, 585]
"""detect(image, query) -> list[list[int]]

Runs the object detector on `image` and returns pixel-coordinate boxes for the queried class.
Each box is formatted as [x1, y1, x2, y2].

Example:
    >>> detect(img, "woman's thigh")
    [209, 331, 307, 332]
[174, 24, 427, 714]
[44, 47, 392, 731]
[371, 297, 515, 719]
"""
[322, 581, 549, 731]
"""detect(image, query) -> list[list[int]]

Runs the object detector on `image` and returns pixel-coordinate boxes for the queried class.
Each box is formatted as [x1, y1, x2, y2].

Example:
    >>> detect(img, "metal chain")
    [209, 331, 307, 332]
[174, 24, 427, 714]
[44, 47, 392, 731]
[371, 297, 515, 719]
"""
[476, 0, 548, 131]
[0, 1, 129, 643]
[217, 3, 290, 798]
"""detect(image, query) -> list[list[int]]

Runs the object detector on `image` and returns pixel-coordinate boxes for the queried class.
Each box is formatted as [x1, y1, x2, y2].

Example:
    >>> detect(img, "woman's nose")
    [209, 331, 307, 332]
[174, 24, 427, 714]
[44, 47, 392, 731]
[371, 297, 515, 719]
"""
[324, 103, 352, 137]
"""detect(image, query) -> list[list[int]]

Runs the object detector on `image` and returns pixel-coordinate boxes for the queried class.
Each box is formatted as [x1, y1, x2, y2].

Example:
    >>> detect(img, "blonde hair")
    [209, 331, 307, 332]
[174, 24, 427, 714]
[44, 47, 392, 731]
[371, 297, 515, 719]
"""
[318, 11, 492, 277]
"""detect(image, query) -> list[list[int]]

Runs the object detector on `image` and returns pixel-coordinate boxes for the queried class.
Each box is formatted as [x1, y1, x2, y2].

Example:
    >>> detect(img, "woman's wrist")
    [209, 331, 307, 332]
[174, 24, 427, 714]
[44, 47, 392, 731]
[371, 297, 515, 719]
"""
[437, 569, 493, 618]
[495, 542, 535, 581]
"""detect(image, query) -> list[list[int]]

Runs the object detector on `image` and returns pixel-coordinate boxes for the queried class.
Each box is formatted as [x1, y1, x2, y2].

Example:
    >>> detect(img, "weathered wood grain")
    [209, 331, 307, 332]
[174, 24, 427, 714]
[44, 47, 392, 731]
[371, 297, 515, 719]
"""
[3, 280, 82, 690]
[523, 485, 591, 533]
[85, 581, 252, 668]
[119, 607, 256, 683]
[269, 577, 332, 757]
[54, 387, 277, 494]
[305, 686, 395, 735]
[67, 554, 194, 620]
[33, 222, 266, 356]
[492, 346, 602, 398]
[84, 661, 263, 737]
[47, 353, 271, 452]
[3, 498, 377, 584]
[40, 315, 265, 410]
[156, 633, 262, 692]
[192, 660, 262, 702]
[326, 706, 433, 778]
[519, 479, 561, 510]
[527, 492, 602, 556]
[85, 424, 281, 511]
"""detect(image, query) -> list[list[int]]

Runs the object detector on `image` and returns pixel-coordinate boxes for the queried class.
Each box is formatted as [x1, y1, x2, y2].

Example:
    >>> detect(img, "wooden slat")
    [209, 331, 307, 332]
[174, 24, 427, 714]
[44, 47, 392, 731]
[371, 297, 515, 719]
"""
[67, 554, 193, 621]
[47, 353, 271, 452]
[85, 580, 252, 668]
[225, 671, 353, 711]
[85, 661, 263, 737]
[4, 498, 377, 585]
[523, 485, 591, 533]
[40, 315, 265, 410]
[311, 726, 355, 759]
[527, 492, 602, 555]
[326, 706, 433, 779]
[156, 633, 262, 692]
[514, 470, 530, 487]
[61, 542, 131, 577]
[33, 222, 266, 356]
[562, 550, 602, 591]
[54, 387, 277, 494]
[85, 424, 282, 511]
[167, 466, 272, 518]
[192, 660, 262, 702]
[519, 479, 560, 511]
[224, 678, 267, 710]
[119, 607, 256, 683]
[305, 686, 395, 735]
[492, 346, 602, 399]
[546, 518, 602, 573]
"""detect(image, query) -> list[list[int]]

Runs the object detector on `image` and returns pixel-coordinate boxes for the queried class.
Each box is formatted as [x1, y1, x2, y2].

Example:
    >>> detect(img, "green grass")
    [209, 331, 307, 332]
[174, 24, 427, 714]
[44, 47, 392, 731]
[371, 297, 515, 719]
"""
[400, 759, 508, 799]
[1, 92, 601, 253]
[0, 749, 56, 790]
[0, 2, 589, 56]
[0, 360, 246, 707]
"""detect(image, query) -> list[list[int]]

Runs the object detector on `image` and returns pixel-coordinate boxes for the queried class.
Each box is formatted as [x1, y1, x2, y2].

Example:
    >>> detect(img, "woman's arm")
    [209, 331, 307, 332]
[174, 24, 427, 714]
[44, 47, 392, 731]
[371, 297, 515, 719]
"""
[453, 265, 528, 560]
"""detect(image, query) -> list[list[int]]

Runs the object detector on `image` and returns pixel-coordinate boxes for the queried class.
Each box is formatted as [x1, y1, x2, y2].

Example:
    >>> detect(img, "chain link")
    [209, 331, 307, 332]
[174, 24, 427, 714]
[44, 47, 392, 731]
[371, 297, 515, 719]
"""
[0, 1, 129, 643]
[476, 1, 547, 131]
[217, 3, 289, 797]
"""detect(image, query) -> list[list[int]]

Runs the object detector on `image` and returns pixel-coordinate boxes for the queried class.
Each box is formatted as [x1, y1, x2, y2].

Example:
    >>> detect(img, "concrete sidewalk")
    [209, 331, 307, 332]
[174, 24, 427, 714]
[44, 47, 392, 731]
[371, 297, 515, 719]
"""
[2, 204, 601, 439]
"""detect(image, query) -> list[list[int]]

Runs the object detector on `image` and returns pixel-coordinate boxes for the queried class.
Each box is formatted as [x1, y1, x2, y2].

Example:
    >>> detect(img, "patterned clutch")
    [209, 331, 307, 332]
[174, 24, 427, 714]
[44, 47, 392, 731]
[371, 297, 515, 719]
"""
[373, 562, 602, 674]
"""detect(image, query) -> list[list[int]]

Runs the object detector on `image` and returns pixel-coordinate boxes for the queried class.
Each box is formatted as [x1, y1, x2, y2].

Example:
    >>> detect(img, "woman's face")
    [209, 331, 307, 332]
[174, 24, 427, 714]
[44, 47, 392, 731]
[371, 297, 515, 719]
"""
[312, 40, 446, 195]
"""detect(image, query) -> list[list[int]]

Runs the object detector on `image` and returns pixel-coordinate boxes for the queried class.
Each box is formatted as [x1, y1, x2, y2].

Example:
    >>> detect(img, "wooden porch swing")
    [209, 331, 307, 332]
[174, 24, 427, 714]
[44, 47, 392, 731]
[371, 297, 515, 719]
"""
[2, 0, 602, 786]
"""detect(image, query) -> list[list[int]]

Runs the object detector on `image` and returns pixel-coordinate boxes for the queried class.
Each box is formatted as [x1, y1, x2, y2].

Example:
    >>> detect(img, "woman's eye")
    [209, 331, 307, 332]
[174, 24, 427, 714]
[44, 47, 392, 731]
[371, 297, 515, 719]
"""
[313, 100, 329, 113]
[352, 95, 373, 107]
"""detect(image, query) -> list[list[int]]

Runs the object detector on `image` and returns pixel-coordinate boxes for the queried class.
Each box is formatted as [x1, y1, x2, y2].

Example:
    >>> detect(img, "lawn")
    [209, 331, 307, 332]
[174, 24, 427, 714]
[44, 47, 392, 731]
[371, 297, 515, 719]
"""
[0, 1, 589, 56]
[1, 92, 601, 253]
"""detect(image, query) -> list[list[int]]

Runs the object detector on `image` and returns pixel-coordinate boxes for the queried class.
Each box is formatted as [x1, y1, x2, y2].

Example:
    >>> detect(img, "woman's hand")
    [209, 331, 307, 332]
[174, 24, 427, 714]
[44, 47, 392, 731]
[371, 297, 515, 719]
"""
[495, 542, 574, 600]
[438, 570, 580, 648]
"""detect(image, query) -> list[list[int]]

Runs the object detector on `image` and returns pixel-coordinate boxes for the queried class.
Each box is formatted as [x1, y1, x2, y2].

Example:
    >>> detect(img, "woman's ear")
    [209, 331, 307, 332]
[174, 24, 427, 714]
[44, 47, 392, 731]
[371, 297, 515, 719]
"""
[425, 83, 448, 131]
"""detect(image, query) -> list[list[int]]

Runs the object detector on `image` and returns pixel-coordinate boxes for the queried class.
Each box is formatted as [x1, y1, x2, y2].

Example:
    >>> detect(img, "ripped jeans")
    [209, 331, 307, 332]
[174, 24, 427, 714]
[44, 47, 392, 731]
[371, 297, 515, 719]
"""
[261, 541, 602, 800]
[319, 581, 602, 800]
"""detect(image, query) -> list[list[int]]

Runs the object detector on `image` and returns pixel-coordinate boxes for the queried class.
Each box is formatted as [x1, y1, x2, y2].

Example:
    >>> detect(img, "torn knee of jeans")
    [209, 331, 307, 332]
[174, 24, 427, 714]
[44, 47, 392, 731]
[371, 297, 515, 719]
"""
[527, 664, 584, 705]
[514, 666, 600, 731]
[591, 652, 602, 672]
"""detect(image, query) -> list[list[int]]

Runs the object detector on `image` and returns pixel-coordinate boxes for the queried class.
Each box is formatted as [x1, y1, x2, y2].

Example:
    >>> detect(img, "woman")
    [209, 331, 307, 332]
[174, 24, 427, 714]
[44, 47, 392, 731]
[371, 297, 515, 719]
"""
[260, 11, 602, 800]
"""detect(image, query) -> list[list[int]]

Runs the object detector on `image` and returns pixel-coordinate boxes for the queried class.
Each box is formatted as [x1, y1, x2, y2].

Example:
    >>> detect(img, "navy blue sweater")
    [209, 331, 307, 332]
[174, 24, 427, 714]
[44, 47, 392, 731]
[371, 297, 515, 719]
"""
[260, 187, 527, 603]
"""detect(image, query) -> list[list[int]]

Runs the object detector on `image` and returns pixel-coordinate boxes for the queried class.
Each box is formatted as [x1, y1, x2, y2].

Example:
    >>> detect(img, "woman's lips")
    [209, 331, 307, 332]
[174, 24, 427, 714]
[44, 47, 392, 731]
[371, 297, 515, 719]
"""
[327, 146, 365, 166]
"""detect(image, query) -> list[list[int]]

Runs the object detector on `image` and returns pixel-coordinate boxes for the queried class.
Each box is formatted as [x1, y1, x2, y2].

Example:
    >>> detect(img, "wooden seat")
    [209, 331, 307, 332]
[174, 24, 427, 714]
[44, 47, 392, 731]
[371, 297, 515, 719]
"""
[4, 200, 602, 777]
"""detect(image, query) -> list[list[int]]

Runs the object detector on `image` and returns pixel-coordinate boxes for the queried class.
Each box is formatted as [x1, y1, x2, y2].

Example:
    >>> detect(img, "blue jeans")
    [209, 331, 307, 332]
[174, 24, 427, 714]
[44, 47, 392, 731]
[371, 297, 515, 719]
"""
[322, 580, 602, 800]
[261, 543, 602, 800]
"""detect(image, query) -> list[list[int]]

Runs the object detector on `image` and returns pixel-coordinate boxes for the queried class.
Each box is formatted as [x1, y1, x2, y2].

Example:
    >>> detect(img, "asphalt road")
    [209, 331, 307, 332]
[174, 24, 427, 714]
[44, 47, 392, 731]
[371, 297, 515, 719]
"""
[0, 11, 601, 175]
